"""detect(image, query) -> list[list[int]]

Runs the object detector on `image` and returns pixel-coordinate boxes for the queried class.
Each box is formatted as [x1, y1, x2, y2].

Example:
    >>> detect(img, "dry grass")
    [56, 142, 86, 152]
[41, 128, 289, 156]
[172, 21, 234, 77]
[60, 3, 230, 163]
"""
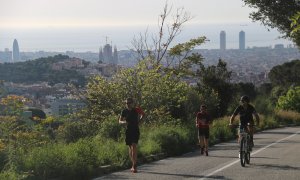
[275, 110, 300, 125]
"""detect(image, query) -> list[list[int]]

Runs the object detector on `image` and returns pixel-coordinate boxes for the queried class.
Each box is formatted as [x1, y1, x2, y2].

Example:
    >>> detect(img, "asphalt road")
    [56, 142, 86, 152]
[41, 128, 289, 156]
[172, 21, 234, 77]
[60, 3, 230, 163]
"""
[94, 126, 300, 180]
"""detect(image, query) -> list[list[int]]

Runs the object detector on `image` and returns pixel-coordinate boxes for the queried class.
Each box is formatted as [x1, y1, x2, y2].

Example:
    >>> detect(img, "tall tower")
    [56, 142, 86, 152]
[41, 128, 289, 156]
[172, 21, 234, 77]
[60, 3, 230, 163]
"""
[99, 46, 104, 63]
[220, 31, 226, 50]
[113, 46, 118, 64]
[12, 39, 20, 62]
[239, 30, 245, 50]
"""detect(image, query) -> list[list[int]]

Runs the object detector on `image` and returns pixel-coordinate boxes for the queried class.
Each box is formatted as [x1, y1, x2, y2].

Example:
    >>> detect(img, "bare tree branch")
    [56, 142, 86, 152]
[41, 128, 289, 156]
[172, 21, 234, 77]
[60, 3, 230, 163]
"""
[131, 2, 192, 69]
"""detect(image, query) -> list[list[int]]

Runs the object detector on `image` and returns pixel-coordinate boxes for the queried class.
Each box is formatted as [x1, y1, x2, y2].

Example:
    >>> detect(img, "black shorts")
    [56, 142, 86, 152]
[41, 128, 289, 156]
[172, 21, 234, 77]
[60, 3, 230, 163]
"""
[125, 128, 140, 145]
[198, 128, 209, 139]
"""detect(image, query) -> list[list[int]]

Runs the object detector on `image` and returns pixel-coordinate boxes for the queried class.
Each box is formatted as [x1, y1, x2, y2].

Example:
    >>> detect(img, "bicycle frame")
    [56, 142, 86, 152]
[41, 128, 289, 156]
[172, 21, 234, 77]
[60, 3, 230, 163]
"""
[239, 127, 251, 167]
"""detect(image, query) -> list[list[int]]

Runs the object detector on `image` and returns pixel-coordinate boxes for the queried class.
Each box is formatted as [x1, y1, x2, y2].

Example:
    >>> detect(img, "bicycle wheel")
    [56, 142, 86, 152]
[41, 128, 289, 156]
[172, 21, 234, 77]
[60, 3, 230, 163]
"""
[240, 137, 246, 167]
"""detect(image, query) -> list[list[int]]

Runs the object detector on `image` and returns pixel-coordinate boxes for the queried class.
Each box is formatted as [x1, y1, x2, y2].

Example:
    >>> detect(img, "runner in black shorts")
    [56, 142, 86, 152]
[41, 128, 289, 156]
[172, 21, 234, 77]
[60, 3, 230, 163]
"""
[196, 105, 212, 156]
[119, 98, 144, 173]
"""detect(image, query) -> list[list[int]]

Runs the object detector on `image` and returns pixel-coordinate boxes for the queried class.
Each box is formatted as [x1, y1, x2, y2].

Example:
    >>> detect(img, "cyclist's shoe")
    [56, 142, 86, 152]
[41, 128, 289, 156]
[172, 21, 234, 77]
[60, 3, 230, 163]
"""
[200, 148, 204, 155]
[238, 153, 240, 159]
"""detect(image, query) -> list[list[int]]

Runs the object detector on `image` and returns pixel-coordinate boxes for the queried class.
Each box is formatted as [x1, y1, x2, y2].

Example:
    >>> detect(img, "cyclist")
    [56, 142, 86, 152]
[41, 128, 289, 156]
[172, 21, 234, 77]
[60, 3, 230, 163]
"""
[229, 95, 259, 150]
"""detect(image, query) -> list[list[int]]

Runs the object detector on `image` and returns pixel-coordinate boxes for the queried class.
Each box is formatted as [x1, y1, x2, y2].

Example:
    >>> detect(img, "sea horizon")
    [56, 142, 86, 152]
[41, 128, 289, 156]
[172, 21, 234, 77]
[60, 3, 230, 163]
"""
[0, 22, 295, 52]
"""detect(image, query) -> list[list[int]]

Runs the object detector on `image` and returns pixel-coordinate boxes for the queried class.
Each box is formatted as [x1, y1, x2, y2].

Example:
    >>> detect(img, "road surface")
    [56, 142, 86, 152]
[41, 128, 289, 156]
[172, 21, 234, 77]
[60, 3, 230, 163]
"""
[94, 126, 300, 180]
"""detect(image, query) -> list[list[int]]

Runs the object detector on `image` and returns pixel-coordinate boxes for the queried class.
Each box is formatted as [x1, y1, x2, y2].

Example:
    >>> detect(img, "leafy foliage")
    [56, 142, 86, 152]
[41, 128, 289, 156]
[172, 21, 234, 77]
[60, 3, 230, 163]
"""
[0, 54, 86, 86]
[86, 60, 191, 124]
[277, 86, 300, 112]
[268, 60, 300, 87]
[196, 59, 233, 117]
[242, 0, 300, 46]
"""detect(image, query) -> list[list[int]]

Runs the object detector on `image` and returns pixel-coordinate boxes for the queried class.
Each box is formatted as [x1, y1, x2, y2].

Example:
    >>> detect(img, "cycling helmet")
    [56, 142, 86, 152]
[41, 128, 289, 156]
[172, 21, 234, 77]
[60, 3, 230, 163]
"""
[240, 95, 250, 103]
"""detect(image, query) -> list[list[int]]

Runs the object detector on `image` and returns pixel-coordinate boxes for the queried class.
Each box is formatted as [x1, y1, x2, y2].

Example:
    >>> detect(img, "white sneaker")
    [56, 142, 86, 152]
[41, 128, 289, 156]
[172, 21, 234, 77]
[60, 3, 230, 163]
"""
[239, 153, 240, 159]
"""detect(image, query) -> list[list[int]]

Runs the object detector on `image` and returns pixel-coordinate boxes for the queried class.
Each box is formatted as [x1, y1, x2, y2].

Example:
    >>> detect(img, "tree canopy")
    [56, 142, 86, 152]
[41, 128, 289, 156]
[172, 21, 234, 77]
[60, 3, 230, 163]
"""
[242, 0, 300, 46]
[268, 59, 300, 87]
[277, 86, 300, 112]
[0, 55, 86, 86]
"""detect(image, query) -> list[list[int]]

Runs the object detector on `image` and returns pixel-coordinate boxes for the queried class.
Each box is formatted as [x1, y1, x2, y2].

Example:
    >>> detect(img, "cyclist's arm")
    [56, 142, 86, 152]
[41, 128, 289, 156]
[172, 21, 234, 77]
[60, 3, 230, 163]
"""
[229, 114, 236, 125]
[253, 112, 260, 126]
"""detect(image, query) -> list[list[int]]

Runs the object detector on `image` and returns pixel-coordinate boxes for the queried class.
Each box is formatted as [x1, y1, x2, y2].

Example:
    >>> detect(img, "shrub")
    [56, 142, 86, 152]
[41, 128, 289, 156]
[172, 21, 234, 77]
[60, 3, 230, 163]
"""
[94, 137, 128, 168]
[140, 125, 192, 157]
[0, 169, 23, 180]
[23, 144, 65, 179]
[274, 109, 300, 125]
[62, 138, 99, 179]
[210, 117, 235, 143]
[277, 86, 300, 112]
[98, 116, 123, 140]
[57, 120, 99, 143]
[258, 114, 279, 130]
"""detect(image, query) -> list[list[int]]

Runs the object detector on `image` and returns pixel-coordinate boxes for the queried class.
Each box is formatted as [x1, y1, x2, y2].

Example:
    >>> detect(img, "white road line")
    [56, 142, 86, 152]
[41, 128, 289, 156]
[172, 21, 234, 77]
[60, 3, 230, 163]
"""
[198, 130, 300, 180]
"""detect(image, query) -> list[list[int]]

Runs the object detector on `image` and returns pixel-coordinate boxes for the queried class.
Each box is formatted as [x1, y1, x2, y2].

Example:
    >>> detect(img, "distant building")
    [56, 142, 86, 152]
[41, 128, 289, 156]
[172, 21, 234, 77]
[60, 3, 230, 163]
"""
[48, 98, 86, 116]
[99, 42, 118, 64]
[220, 31, 226, 50]
[113, 46, 118, 64]
[0, 50, 12, 62]
[274, 44, 284, 49]
[99, 46, 104, 63]
[239, 31, 245, 50]
[12, 39, 20, 62]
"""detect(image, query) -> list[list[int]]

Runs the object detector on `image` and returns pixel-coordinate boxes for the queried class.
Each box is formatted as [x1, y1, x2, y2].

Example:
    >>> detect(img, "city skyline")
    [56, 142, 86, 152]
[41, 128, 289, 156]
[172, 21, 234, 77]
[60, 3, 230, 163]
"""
[0, 0, 294, 52]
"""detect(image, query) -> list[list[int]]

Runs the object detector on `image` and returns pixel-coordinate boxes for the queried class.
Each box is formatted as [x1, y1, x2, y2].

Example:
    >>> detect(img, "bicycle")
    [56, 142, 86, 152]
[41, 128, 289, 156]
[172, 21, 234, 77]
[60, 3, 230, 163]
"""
[230, 124, 253, 167]
[239, 126, 252, 167]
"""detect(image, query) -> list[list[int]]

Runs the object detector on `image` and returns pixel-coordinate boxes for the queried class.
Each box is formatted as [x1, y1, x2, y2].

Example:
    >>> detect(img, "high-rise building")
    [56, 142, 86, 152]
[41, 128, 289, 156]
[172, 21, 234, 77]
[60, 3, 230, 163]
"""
[239, 30, 245, 50]
[113, 46, 118, 64]
[220, 31, 226, 50]
[12, 39, 20, 62]
[99, 46, 104, 63]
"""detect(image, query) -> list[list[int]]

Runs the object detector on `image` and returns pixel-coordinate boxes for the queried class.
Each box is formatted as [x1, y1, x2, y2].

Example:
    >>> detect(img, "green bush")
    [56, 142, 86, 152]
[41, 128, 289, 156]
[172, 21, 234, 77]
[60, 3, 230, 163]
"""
[23, 144, 65, 179]
[259, 115, 279, 130]
[210, 117, 235, 143]
[98, 116, 123, 140]
[58, 138, 102, 179]
[57, 120, 99, 143]
[94, 137, 128, 167]
[141, 125, 192, 156]
[277, 86, 300, 112]
[0, 169, 23, 180]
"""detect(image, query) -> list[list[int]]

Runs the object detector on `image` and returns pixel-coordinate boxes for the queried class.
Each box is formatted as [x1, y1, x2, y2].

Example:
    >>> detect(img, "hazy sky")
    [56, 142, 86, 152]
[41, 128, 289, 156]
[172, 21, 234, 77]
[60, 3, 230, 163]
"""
[0, 0, 294, 51]
[0, 0, 255, 28]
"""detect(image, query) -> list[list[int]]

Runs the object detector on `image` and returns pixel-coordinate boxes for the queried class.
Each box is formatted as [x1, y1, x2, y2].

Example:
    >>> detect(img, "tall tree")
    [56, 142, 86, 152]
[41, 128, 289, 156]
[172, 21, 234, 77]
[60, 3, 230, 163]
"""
[268, 60, 300, 87]
[242, 0, 300, 46]
[197, 59, 233, 117]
